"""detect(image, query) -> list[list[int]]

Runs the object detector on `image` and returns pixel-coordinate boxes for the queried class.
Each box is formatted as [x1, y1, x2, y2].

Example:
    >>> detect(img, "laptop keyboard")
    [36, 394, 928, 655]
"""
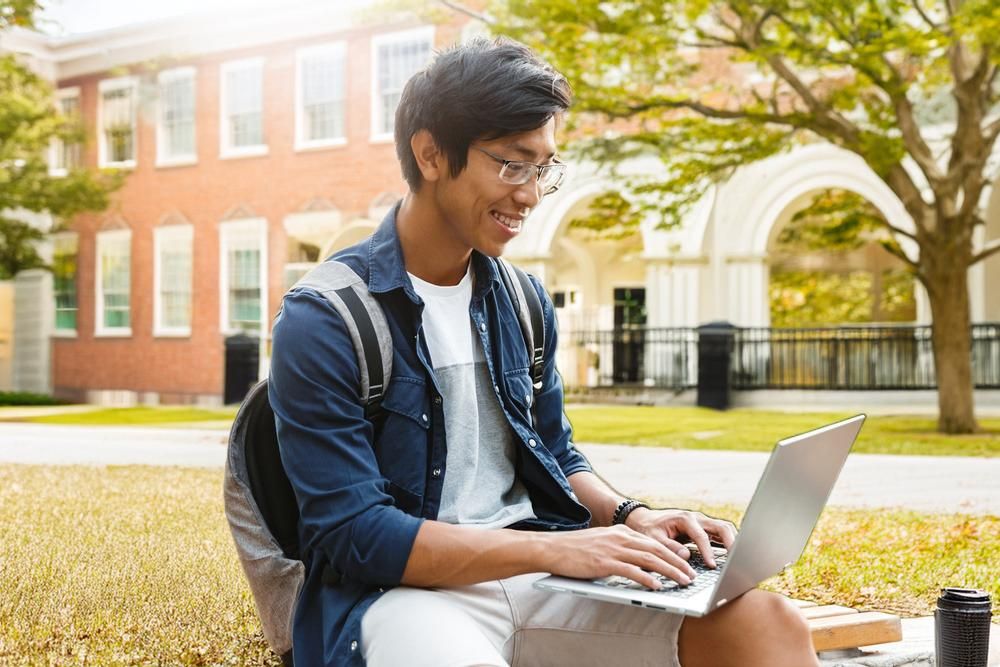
[595, 550, 728, 598]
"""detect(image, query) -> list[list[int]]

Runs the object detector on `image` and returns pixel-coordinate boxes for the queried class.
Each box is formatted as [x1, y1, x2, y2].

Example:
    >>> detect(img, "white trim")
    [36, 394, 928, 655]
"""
[94, 228, 132, 337]
[156, 66, 198, 168]
[153, 224, 194, 337]
[369, 26, 434, 143]
[49, 86, 81, 177]
[295, 41, 348, 151]
[218, 217, 269, 336]
[219, 57, 267, 159]
[97, 76, 139, 169]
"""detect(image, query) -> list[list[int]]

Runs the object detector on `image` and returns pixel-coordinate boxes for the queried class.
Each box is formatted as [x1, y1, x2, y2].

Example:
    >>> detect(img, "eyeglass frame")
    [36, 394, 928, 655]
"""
[471, 146, 567, 195]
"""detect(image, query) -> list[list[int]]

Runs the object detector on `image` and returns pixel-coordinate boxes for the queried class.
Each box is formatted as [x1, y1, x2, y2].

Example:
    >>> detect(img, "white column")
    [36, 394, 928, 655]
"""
[13, 269, 54, 394]
[644, 259, 703, 385]
[724, 256, 769, 327]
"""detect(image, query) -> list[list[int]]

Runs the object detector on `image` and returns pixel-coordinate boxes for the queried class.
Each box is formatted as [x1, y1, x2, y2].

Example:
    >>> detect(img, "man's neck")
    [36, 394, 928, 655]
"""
[396, 193, 473, 286]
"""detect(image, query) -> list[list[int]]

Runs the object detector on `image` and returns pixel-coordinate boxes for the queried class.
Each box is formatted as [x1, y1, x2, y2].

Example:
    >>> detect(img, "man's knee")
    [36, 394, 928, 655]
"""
[679, 590, 817, 667]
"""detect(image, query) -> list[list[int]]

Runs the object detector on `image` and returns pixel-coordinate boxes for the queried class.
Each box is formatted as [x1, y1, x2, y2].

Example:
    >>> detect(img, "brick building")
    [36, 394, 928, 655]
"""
[12, 3, 474, 404]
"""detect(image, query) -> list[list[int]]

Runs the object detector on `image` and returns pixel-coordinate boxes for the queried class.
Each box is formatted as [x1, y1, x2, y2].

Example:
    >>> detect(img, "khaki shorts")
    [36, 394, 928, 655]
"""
[361, 573, 684, 667]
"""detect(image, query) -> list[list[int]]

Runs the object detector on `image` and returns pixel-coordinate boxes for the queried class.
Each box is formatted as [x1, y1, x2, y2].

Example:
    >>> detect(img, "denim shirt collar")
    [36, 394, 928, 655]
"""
[366, 199, 502, 302]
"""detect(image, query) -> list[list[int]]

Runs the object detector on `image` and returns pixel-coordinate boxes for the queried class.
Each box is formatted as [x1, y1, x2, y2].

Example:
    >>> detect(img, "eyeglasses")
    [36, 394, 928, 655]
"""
[472, 146, 566, 195]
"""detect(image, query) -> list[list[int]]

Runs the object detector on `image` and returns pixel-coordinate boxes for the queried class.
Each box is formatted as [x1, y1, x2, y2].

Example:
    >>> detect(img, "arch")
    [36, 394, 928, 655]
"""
[319, 218, 379, 259]
[710, 143, 916, 260]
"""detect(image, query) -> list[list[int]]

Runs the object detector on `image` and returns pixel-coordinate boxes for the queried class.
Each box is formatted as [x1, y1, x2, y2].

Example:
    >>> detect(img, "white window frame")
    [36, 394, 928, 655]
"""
[370, 26, 434, 143]
[295, 42, 348, 151]
[219, 218, 268, 336]
[153, 224, 194, 337]
[97, 76, 139, 169]
[219, 58, 268, 159]
[156, 67, 198, 168]
[49, 87, 81, 177]
[51, 231, 79, 337]
[94, 228, 132, 337]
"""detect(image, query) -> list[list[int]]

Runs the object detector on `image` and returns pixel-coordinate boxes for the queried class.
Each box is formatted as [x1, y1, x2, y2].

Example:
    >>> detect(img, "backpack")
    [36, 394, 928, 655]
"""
[223, 258, 545, 666]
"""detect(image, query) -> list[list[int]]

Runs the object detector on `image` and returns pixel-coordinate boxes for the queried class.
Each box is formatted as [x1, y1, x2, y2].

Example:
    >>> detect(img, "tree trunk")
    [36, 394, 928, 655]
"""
[924, 255, 979, 434]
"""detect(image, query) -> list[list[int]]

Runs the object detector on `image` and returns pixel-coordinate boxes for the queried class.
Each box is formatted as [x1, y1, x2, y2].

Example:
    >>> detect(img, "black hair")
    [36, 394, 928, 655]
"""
[394, 37, 572, 191]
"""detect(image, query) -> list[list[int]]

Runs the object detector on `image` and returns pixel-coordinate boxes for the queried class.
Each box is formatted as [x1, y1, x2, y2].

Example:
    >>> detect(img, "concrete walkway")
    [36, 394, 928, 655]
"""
[1, 423, 997, 514]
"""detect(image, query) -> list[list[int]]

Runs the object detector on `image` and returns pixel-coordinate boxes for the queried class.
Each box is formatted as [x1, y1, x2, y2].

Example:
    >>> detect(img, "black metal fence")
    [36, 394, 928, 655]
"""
[560, 323, 1000, 390]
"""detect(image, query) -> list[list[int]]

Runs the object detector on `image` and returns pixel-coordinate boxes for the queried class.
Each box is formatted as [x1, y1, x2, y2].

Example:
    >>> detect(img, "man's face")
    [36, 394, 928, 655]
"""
[433, 117, 559, 258]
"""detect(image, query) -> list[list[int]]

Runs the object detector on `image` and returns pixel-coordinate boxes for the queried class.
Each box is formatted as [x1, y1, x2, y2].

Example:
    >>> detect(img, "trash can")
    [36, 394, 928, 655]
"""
[697, 321, 736, 410]
[225, 334, 259, 405]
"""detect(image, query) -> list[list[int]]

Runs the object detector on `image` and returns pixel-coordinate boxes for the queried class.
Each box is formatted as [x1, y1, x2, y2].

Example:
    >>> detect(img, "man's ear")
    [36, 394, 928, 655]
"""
[411, 129, 445, 183]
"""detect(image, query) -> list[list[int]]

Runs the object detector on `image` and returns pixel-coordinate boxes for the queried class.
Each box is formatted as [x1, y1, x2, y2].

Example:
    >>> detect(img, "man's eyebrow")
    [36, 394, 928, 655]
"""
[506, 142, 558, 162]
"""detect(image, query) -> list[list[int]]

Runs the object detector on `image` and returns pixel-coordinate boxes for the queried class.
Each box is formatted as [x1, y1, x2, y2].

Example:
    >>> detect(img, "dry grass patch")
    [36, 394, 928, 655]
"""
[1, 465, 996, 665]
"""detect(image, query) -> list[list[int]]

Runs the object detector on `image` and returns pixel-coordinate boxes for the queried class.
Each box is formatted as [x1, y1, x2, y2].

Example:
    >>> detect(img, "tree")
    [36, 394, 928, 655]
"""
[487, 0, 1000, 433]
[0, 0, 123, 278]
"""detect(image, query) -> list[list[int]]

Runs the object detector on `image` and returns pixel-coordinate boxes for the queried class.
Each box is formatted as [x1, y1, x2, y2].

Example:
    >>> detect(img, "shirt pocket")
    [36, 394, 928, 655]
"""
[503, 368, 535, 425]
[374, 377, 430, 504]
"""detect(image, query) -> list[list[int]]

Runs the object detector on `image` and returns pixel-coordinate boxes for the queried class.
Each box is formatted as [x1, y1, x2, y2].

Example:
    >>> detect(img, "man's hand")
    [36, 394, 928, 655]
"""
[540, 524, 698, 590]
[624, 508, 737, 568]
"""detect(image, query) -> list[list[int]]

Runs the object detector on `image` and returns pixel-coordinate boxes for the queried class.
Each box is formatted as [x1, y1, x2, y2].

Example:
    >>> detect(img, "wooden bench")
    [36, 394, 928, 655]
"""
[792, 599, 904, 653]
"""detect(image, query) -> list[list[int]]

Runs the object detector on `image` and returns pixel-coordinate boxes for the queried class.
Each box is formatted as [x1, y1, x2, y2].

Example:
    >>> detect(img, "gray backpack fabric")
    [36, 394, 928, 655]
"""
[223, 258, 542, 665]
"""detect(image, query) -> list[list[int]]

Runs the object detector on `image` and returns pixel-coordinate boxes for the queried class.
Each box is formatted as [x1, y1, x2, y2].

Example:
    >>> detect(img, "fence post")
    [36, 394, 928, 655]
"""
[697, 321, 736, 410]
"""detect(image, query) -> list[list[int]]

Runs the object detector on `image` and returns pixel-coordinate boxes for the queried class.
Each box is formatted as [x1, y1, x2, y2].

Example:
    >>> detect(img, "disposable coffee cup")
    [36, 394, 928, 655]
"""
[935, 588, 991, 667]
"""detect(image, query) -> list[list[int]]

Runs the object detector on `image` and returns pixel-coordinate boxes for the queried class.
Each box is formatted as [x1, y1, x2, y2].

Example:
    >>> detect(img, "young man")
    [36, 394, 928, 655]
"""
[269, 37, 818, 667]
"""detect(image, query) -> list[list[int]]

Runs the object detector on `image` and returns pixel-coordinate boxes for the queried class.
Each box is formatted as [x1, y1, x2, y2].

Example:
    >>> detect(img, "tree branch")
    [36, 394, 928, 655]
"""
[435, 0, 493, 24]
[880, 236, 921, 271]
[911, 0, 947, 32]
[970, 238, 1000, 266]
[882, 219, 920, 243]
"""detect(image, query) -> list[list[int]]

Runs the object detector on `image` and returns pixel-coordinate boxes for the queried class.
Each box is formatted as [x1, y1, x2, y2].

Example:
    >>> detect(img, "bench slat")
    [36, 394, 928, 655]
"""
[808, 611, 903, 651]
[800, 605, 859, 620]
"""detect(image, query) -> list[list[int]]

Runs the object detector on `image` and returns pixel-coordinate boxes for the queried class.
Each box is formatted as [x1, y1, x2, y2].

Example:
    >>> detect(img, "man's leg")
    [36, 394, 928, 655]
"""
[361, 582, 514, 667]
[678, 589, 819, 667]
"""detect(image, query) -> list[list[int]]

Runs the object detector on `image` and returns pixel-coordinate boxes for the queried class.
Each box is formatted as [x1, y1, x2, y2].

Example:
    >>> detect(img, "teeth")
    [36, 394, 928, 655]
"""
[493, 211, 522, 230]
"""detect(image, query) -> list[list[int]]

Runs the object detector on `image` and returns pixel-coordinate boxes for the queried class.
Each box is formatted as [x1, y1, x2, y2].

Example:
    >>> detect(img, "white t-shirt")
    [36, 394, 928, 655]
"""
[408, 264, 535, 528]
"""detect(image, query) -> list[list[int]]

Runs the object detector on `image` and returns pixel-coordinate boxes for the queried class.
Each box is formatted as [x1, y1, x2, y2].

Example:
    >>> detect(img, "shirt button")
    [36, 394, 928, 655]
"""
[528, 438, 537, 448]
[432, 467, 441, 477]
[350, 640, 358, 651]
[421, 413, 428, 423]
[493, 384, 500, 395]
[480, 322, 487, 332]
[524, 393, 531, 404]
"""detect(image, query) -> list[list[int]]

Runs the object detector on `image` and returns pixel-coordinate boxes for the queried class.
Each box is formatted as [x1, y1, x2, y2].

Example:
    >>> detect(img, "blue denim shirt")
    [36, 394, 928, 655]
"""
[268, 204, 593, 666]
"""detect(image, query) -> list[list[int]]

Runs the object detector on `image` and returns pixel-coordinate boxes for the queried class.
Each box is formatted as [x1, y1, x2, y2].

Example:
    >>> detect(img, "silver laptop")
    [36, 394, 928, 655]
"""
[533, 414, 866, 617]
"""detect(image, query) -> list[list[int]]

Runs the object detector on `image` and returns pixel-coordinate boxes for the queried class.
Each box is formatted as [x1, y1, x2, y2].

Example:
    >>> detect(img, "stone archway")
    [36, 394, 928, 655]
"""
[706, 143, 921, 326]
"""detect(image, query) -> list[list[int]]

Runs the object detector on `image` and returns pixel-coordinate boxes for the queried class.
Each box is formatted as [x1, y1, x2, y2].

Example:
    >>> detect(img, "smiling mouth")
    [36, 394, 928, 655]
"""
[491, 210, 524, 231]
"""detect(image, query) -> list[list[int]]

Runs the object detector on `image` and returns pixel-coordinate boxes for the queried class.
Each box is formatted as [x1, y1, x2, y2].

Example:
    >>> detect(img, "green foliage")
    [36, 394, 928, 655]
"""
[769, 269, 915, 326]
[0, 217, 46, 278]
[0, 26, 124, 276]
[779, 190, 886, 252]
[0, 391, 64, 406]
[0, 0, 36, 29]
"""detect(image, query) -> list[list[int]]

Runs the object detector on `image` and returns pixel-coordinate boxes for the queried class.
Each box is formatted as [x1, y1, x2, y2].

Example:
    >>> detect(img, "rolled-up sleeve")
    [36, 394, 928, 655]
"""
[525, 277, 593, 478]
[269, 289, 423, 586]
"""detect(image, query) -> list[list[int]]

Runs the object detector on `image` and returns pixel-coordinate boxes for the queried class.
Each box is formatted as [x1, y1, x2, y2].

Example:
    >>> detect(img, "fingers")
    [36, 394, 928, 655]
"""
[617, 528, 696, 585]
[678, 513, 716, 567]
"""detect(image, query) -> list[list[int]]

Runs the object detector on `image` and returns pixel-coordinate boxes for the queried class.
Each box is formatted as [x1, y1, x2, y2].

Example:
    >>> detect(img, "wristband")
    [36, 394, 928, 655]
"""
[612, 499, 649, 525]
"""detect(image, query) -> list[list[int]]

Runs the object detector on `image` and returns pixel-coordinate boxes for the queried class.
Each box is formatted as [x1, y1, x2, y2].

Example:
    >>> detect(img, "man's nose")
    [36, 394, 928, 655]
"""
[512, 173, 543, 208]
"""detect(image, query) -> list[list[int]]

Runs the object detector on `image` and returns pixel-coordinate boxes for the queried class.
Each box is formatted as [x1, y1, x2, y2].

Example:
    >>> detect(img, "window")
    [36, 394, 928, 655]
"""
[220, 58, 266, 158]
[154, 225, 193, 336]
[95, 229, 132, 336]
[220, 219, 267, 334]
[295, 43, 347, 149]
[52, 233, 78, 334]
[50, 88, 81, 175]
[157, 67, 196, 166]
[371, 27, 433, 141]
[98, 77, 138, 168]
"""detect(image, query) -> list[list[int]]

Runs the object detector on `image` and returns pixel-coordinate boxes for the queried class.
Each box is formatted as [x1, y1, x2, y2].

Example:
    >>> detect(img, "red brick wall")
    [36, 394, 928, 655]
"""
[53, 19, 465, 403]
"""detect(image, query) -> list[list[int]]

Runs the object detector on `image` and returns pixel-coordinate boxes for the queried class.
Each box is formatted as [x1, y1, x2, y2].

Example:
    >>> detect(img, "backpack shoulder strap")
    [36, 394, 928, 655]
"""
[496, 258, 545, 394]
[291, 260, 393, 418]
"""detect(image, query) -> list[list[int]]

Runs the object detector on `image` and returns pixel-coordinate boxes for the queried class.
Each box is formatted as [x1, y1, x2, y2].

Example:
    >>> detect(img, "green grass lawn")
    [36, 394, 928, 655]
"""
[0, 465, 995, 665]
[4, 403, 999, 456]
[2, 406, 238, 427]
[565, 406, 1000, 457]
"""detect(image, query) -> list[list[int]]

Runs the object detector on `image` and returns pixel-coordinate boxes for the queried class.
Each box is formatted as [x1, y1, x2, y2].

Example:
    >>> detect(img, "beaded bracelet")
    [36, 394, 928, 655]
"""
[612, 498, 650, 525]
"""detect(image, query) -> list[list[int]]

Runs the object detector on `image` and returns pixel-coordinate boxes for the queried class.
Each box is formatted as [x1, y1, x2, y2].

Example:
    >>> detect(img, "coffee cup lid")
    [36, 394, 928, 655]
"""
[938, 588, 991, 610]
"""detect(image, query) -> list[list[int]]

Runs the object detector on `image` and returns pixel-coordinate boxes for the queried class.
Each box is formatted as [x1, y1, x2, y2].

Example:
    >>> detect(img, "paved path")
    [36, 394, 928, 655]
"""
[2, 423, 997, 514]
